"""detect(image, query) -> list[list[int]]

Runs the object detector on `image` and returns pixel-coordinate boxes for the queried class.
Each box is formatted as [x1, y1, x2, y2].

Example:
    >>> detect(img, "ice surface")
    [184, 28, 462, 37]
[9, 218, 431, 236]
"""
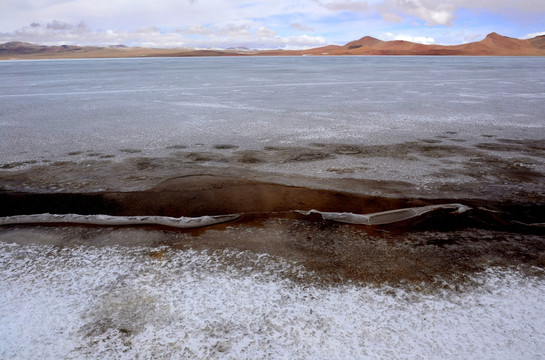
[0, 213, 240, 228]
[298, 203, 470, 225]
[1, 243, 544, 359]
[1, 57, 544, 194]
[1, 57, 544, 166]
[1, 56, 544, 359]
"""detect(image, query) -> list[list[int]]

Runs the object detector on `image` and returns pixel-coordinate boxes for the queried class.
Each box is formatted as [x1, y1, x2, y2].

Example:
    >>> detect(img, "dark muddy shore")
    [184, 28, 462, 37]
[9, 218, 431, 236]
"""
[1, 153, 544, 286]
[2, 138, 544, 286]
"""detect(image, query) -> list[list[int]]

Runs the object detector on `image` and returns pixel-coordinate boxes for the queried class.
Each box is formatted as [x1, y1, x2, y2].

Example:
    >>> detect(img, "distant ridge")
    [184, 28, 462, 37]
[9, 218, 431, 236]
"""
[0, 41, 83, 55]
[529, 35, 545, 50]
[1, 33, 545, 59]
[345, 36, 384, 49]
[0, 41, 251, 59]
[299, 32, 545, 56]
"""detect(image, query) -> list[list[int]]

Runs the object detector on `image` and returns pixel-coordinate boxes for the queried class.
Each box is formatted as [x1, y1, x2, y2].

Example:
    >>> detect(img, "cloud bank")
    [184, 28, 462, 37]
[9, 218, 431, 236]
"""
[383, 32, 435, 44]
[0, 20, 325, 49]
[0, 0, 543, 48]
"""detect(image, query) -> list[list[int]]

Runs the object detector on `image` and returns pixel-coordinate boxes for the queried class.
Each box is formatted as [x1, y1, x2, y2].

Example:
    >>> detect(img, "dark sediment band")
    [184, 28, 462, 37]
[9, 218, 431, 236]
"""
[2, 139, 545, 200]
[1, 174, 544, 286]
[1, 174, 544, 233]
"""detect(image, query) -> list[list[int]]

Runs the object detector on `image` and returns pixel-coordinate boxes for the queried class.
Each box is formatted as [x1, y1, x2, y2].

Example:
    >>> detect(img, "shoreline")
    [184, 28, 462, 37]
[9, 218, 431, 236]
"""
[2, 137, 544, 199]
[1, 133, 544, 286]
[2, 33, 545, 59]
[1, 168, 544, 286]
[1, 172, 544, 228]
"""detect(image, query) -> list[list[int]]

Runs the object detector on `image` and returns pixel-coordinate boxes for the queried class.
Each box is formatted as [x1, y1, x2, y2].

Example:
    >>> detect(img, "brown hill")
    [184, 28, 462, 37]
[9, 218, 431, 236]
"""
[528, 35, 545, 50]
[1, 32, 544, 59]
[339, 36, 431, 55]
[301, 32, 545, 56]
[0, 41, 84, 55]
[345, 36, 383, 50]
[0, 41, 254, 59]
[445, 32, 541, 55]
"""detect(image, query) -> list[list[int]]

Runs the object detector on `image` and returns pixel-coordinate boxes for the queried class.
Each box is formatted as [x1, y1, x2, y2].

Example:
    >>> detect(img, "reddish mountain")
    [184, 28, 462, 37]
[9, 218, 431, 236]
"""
[1, 32, 544, 59]
[528, 35, 545, 50]
[345, 36, 384, 49]
[302, 32, 545, 56]
[446, 32, 540, 55]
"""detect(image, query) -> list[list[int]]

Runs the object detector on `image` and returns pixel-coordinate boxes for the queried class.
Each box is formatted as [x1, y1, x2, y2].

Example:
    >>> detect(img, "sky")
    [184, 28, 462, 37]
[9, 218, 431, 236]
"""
[1, 0, 544, 49]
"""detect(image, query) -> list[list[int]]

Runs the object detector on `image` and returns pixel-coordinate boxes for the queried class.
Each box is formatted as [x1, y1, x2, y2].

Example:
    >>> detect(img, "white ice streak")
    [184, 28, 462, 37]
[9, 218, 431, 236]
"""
[0, 78, 506, 99]
[1, 243, 544, 359]
[0, 213, 240, 229]
[0, 204, 469, 229]
[298, 203, 470, 225]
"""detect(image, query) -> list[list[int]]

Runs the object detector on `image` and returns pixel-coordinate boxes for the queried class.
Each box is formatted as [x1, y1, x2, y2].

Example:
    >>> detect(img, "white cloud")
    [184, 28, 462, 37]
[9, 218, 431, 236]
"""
[291, 23, 315, 32]
[1, 1, 544, 48]
[523, 31, 545, 39]
[376, 0, 545, 26]
[469, 0, 545, 12]
[257, 27, 276, 38]
[2, 0, 545, 33]
[45, 20, 84, 31]
[0, 20, 325, 50]
[313, 0, 369, 12]
[182, 25, 212, 36]
[384, 32, 435, 44]
[280, 34, 327, 49]
[377, 1, 457, 25]
[381, 12, 403, 23]
[0, 21, 190, 48]
[220, 23, 253, 37]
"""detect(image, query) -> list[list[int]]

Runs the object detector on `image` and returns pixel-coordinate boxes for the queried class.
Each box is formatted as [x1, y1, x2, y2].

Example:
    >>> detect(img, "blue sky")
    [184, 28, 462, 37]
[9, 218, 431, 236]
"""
[1, 0, 544, 48]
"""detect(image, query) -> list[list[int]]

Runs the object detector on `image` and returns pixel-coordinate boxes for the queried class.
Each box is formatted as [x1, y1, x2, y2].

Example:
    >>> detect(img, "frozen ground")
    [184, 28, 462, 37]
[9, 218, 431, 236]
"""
[1, 242, 545, 359]
[1, 56, 544, 359]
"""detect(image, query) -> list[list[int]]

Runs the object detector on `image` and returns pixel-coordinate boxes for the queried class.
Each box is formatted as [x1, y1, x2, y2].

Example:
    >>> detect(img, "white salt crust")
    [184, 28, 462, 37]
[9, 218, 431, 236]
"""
[1, 243, 544, 359]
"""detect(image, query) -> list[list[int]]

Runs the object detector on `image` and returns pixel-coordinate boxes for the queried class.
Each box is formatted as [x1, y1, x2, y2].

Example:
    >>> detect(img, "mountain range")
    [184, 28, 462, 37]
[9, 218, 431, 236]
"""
[297, 32, 545, 56]
[1, 32, 544, 59]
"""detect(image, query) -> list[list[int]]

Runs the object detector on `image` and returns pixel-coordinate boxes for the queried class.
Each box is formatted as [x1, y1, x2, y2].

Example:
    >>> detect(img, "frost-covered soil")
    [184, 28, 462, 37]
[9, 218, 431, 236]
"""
[1, 242, 544, 359]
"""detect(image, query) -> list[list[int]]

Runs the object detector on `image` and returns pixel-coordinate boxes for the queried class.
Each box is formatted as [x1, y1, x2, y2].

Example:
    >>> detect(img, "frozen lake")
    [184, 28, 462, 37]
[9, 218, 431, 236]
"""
[1, 56, 544, 163]
[1, 56, 545, 358]
[1, 56, 545, 198]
